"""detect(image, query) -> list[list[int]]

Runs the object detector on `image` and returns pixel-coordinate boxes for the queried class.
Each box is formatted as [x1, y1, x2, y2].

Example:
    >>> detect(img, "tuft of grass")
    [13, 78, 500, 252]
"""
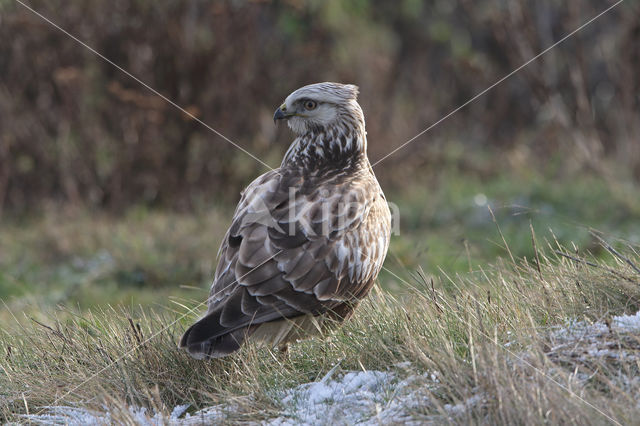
[1, 241, 639, 423]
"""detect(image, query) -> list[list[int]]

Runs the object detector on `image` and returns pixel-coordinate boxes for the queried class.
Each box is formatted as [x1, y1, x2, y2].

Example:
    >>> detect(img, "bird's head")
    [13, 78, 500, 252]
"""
[274, 82, 363, 135]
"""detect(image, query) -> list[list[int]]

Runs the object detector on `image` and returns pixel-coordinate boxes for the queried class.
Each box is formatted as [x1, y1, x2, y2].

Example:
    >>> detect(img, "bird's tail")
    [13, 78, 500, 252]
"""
[179, 314, 252, 359]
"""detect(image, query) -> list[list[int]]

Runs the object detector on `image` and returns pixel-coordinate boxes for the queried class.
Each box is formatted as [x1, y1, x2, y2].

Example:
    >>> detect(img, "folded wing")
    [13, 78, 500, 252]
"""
[180, 168, 389, 358]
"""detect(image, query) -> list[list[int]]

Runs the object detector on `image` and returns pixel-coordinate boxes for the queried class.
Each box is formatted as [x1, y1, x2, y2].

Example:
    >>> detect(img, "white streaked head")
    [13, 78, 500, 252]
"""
[274, 82, 363, 135]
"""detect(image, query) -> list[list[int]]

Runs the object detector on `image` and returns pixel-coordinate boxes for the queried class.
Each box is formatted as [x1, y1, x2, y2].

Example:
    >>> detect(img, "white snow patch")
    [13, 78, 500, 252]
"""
[268, 370, 435, 425]
[612, 310, 640, 330]
[170, 404, 190, 420]
[545, 309, 640, 402]
[21, 406, 111, 425]
[443, 394, 485, 415]
[21, 405, 163, 425]
[22, 402, 229, 425]
[549, 309, 640, 353]
[23, 371, 438, 425]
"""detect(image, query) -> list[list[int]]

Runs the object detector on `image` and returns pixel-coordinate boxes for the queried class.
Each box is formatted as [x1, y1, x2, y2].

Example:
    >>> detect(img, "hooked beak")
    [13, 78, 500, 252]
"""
[273, 104, 291, 123]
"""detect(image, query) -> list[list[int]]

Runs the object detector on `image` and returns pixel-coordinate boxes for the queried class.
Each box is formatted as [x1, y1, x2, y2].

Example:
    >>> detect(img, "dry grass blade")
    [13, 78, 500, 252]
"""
[554, 250, 639, 285]
[590, 231, 640, 276]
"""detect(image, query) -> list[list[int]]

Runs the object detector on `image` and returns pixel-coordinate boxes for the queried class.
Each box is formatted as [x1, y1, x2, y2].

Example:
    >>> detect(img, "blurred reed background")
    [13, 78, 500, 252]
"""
[0, 0, 638, 213]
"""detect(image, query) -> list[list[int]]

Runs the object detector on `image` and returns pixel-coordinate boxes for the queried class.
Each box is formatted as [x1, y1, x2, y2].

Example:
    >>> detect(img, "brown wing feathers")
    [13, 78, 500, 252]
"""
[180, 175, 370, 358]
[181, 175, 388, 358]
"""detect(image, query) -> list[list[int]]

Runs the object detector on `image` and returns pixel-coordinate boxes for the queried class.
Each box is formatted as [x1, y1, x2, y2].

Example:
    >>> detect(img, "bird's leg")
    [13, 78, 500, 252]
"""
[278, 343, 289, 358]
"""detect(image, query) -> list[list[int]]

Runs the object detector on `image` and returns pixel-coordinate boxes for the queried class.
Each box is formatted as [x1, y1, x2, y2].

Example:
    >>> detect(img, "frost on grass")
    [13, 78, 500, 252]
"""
[612, 310, 640, 330]
[268, 370, 437, 425]
[22, 403, 229, 425]
[442, 395, 485, 417]
[21, 310, 640, 425]
[548, 309, 640, 361]
[545, 309, 640, 405]
[22, 371, 440, 425]
[23, 369, 485, 425]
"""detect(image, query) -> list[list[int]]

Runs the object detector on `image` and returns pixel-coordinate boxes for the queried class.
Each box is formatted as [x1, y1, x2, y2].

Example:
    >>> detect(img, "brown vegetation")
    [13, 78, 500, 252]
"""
[1, 0, 639, 213]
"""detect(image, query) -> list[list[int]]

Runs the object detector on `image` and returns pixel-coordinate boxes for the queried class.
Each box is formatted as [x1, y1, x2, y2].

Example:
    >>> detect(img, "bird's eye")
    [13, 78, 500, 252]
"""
[304, 100, 317, 110]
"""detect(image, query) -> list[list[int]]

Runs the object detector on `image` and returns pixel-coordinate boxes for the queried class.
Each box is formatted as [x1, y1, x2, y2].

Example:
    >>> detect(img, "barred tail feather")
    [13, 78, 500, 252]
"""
[179, 314, 251, 359]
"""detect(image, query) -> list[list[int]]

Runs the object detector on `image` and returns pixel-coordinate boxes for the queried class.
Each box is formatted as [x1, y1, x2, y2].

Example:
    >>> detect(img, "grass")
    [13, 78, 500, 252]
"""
[2, 165, 639, 316]
[388, 165, 640, 280]
[0, 206, 232, 322]
[1, 238, 640, 423]
[1, 165, 640, 423]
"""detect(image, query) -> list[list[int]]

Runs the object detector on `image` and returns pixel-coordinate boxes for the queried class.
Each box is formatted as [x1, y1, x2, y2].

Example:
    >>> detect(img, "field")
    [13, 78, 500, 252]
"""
[2, 0, 640, 423]
[2, 161, 640, 423]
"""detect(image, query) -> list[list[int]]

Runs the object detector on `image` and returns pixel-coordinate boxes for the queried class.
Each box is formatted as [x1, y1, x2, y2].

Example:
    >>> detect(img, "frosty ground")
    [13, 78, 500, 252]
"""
[23, 309, 640, 425]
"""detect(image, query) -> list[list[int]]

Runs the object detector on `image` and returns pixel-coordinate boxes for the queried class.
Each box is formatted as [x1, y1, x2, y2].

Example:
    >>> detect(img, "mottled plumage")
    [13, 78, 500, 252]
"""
[179, 82, 391, 359]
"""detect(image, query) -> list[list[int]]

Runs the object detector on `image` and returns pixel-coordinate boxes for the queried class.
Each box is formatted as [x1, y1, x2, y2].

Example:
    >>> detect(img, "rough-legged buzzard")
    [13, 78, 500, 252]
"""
[180, 82, 391, 359]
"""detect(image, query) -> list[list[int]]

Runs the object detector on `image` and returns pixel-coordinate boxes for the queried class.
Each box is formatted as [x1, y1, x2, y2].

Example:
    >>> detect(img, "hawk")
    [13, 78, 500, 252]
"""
[179, 82, 391, 359]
